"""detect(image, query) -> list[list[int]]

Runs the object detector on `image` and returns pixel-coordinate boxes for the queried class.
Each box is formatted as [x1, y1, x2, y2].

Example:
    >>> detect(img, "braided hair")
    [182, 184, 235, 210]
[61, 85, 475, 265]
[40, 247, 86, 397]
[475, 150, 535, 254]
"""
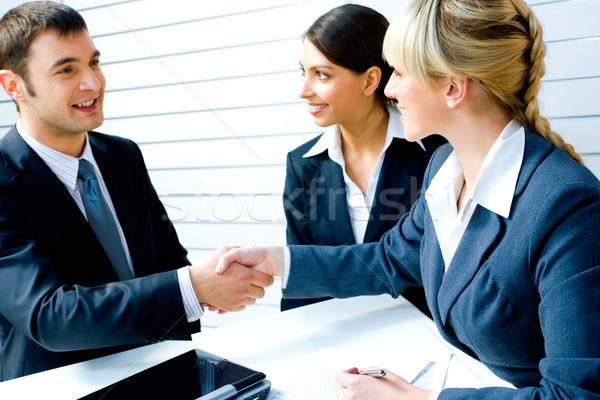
[383, 0, 582, 163]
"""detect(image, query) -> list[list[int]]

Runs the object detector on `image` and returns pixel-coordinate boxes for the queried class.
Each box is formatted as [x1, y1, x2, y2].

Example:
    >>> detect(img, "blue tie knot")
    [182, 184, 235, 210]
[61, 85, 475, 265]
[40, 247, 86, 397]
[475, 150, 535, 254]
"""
[78, 159, 97, 182]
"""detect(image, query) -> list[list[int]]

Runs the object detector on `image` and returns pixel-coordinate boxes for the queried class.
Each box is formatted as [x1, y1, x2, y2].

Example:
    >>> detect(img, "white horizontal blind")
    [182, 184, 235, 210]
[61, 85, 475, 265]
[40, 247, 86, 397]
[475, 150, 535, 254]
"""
[361, 0, 600, 171]
[0, 1, 598, 327]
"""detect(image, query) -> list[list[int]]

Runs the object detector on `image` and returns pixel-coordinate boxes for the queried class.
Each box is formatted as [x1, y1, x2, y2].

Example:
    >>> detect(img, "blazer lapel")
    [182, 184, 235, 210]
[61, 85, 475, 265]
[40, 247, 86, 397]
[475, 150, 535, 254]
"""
[437, 205, 502, 325]
[421, 215, 446, 322]
[364, 139, 429, 243]
[363, 158, 393, 243]
[313, 157, 355, 245]
[363, 145, 415, 243]
[88, 134, 149, 277]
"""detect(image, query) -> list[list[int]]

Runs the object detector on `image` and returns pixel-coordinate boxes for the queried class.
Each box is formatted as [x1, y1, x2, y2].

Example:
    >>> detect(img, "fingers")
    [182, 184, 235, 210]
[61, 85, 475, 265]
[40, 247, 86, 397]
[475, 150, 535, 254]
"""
[249, 265, 275, 288]
[215, 248, 243, 274]
[200, 259, 273, 315]
[336, 368, 360, 387]
[190, 260, 267, 312]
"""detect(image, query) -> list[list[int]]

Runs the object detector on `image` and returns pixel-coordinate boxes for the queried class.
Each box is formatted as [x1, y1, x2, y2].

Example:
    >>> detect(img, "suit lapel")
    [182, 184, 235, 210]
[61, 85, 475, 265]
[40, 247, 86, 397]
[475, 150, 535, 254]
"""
[437, 205, 501, 325]
[424, 131, 549, 327]
[421, 214, 446, 322]
[88, 134, 148, 277]
[363, 157, 392, 243]
[2, 128, 117, 283]
[363, 143, 413, 243]
[312, 157, 355, 245]
[364, 139, 428, 243]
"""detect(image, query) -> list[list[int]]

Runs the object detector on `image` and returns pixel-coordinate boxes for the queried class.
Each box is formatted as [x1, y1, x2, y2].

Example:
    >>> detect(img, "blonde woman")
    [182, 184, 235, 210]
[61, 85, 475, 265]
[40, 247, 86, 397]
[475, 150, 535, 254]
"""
[216, 0, 600, 398]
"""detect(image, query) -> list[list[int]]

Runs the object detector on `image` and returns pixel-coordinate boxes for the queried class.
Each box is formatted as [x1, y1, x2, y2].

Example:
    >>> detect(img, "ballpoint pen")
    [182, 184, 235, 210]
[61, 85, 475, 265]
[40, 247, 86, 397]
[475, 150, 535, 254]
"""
[359, 369, 386, 377]
[410, 361, 435, 385]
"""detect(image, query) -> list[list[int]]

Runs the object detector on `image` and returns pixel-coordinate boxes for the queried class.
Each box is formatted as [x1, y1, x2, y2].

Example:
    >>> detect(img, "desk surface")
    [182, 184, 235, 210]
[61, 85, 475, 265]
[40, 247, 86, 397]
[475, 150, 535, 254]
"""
[0, 295, 513, 399]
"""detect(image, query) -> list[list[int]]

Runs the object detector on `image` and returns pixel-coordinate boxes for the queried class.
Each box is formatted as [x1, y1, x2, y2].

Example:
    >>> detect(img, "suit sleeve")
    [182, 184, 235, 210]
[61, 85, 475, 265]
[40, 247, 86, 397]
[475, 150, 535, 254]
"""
[0, 201, 192, 352]
[0, 138, 193, 354]
[283, 151, 315, 245]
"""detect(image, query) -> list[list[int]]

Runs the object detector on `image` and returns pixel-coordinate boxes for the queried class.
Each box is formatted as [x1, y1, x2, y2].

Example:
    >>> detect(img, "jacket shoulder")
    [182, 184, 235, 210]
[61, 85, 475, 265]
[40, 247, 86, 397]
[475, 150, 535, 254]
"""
[287, 133, 324, 160]
[88, 131, 138, 149]
[423, 142, 454, 181]
[521, 131, 600, 195]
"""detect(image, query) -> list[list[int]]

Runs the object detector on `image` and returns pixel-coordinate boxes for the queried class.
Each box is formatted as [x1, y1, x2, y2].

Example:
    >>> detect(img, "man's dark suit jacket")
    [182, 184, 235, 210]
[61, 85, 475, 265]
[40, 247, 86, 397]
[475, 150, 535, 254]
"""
[0, 127, 194, 381]
[282, 134, 445, 312]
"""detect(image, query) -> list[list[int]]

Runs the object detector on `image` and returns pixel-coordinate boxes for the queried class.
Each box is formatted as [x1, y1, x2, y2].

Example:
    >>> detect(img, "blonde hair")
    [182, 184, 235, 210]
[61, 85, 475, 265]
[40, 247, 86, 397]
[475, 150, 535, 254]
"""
[383, 0, 582, 163]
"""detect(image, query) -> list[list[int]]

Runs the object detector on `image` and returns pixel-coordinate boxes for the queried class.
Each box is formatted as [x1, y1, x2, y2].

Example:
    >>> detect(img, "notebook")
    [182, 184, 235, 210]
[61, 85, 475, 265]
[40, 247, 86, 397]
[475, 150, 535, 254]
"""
[78, 349, 271, 400]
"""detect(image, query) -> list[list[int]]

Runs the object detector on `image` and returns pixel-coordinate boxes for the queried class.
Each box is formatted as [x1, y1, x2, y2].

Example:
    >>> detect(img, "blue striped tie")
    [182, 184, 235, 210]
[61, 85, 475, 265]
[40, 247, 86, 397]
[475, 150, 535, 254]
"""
[78, 159, 133, 280]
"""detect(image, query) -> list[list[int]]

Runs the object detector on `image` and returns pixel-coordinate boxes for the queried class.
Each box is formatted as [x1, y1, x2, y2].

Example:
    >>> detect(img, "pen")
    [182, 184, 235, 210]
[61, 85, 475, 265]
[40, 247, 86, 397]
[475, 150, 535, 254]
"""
[359, 369, 386, 377]
[410, 361, 435, 385]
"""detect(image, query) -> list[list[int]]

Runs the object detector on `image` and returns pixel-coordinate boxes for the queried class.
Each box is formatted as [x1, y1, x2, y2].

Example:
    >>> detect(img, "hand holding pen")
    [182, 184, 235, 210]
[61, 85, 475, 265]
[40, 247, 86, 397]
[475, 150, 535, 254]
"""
[358, 369, 386, 377]
[335, 367, 432, 400]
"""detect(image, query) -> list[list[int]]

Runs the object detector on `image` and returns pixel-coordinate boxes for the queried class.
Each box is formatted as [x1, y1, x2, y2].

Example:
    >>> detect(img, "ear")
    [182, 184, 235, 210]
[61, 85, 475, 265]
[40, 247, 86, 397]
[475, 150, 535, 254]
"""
[445, 76, 469, 108]
[363, 66, 382, 97]
[0, 69, 26, 102]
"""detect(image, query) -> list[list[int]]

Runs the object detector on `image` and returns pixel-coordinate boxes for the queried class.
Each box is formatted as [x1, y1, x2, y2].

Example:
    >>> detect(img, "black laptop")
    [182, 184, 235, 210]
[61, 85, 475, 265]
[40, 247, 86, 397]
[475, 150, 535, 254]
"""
[78, 349, 271, 400]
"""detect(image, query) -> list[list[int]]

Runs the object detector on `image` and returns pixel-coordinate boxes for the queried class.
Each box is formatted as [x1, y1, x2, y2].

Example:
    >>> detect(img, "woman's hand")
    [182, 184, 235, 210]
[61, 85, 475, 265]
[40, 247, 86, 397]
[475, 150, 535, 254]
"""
[336, 367, 432, 400]
[215, 246, 285, 277]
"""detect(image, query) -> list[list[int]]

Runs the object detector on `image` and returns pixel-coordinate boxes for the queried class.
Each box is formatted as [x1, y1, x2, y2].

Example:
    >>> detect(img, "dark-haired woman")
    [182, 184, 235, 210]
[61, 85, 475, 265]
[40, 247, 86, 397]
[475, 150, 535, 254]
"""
[282, 4, 444, 312]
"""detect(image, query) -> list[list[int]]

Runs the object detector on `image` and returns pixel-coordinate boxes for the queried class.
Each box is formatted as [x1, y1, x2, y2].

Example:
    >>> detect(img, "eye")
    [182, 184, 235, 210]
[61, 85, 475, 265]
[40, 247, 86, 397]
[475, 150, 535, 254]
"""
[392, 69, 401, 77]
[299, 65, 305, 77]
[90, 59, 100, 68]
[316, 71, 328, 80]
[59, 67, 73, 74]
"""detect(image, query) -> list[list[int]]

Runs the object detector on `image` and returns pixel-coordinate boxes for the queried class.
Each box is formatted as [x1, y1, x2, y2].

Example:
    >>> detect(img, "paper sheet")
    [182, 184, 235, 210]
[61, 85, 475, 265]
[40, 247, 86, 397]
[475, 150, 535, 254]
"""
[267, 347, 452, 400]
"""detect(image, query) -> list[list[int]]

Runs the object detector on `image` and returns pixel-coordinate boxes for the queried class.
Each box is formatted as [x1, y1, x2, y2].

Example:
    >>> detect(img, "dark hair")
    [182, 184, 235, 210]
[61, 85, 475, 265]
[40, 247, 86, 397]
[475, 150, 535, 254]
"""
[0, 1, 87, 83]
[305, 4, 393, 107]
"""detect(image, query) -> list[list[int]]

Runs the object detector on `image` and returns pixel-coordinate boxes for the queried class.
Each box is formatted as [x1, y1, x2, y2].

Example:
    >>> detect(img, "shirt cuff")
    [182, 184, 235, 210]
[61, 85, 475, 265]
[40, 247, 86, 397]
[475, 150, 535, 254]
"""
[177, 266, 204, 322]
[282, 246, 291, 289]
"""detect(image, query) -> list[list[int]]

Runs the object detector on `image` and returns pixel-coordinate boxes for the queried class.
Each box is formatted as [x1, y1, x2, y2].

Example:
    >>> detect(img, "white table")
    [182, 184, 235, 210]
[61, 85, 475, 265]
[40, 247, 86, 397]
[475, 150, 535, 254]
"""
[0, 295, 513, 399]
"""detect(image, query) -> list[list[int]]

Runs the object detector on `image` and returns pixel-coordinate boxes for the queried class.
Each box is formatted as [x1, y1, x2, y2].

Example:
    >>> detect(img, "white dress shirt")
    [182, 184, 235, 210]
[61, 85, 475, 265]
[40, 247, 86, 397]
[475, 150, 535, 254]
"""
[302, 106, 407, 244]
[16, 121, 203, 321]
[425, 119, 525, 272]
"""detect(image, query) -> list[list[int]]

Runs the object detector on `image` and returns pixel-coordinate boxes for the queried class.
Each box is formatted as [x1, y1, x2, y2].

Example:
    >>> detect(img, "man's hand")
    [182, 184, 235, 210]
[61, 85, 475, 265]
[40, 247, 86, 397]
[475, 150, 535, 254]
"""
[189, 247, 274, 312]
[215, 246, 285, 277]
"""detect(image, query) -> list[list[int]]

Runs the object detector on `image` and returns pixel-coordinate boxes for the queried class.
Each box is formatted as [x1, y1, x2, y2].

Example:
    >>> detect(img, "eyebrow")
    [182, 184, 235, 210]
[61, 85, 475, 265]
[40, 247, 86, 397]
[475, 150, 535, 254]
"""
[51, 49, 101, 69]
[299, 62, 334, 70]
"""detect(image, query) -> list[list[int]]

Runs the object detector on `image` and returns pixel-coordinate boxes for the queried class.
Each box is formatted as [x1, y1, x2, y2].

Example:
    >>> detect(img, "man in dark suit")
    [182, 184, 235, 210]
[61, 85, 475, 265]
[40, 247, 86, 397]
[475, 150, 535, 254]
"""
[0, 1, 272, 381]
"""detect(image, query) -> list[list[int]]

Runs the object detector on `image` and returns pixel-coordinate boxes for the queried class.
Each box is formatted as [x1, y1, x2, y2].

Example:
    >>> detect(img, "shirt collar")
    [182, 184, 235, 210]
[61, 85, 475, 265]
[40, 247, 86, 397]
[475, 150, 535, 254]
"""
[302, 106, 405, 164]
[426, 119, 525, 219]
[16, 120, 97, 191]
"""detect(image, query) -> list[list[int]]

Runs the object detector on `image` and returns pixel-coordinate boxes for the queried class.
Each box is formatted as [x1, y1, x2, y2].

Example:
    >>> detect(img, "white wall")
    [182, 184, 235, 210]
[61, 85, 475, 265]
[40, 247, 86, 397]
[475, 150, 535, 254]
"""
[1, 0, 599, 327]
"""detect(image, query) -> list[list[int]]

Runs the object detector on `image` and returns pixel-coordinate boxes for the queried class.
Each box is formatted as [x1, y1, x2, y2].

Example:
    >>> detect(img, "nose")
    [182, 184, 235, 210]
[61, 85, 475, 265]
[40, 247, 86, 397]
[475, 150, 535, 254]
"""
[298, 75, 312, 99]
[80, 67, 103, 92]
[384, 76, 396, 100]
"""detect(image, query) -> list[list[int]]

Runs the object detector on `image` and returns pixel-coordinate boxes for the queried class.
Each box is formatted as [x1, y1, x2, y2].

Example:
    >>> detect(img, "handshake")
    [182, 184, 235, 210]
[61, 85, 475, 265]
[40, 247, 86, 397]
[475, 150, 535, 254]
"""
[188, 246, 285, 314]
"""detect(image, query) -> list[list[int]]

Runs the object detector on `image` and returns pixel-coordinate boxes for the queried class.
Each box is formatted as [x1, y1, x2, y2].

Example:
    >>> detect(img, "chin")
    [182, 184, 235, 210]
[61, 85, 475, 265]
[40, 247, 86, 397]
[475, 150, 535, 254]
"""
[403, 127, 429, 143]
[312, 120, 335, 129]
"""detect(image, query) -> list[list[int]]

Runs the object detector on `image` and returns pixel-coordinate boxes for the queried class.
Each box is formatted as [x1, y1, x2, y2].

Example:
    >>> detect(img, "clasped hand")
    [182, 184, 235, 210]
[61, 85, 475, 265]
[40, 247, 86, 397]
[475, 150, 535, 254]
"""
[195, 246, 284, 313]
[188, 246, 278, 313]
